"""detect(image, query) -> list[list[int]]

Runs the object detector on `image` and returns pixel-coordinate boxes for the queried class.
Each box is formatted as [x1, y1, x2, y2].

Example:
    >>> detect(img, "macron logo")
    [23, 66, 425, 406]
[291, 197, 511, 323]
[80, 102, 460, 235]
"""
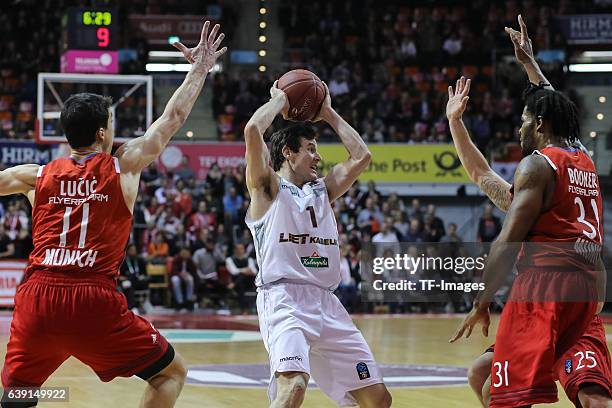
[279, 356, 302, 363]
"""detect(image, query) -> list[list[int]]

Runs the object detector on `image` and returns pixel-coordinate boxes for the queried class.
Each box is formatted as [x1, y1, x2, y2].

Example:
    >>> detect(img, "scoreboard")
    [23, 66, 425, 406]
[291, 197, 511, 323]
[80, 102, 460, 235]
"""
[61, 8, 119, 73]
[65, 9, 117, 50]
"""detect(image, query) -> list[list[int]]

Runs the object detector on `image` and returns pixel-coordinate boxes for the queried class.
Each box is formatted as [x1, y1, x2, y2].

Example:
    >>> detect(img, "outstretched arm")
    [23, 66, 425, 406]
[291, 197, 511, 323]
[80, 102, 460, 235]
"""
[446, 77, 512, 212]
[244, 83, 288, 193]
[319, 84, 372, 202]
[450, 155, 553, 342]
[0, 164, 39, 199]
[506, 15, 553, 90]
[115, 21, 227, 173]
[474, 155, 552, 306]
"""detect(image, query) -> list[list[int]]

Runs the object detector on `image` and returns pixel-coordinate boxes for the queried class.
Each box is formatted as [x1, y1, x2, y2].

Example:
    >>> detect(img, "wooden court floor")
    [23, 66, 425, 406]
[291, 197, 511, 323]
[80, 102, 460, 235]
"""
[0, 314, 609, 407]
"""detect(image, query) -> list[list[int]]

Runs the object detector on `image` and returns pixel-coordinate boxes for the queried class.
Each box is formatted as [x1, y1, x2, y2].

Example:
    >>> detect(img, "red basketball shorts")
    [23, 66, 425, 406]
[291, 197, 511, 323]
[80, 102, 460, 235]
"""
[487, 315, 611, 406]
[489, 301, 598, 407]
[1, 271, 173, 388]
[554, 315, 612, 404]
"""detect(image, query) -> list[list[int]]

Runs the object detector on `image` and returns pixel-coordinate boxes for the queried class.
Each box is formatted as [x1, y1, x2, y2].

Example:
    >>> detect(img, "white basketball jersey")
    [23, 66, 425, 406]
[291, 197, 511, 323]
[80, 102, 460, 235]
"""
[246, 177, 341, 289]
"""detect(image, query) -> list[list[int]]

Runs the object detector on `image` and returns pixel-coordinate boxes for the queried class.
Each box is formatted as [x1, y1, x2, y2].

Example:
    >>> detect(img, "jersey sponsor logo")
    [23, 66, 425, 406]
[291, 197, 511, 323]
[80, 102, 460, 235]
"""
[41, 248, 98, 267]
[49, 178, 109, 204]
[279, 233, 338, 246]
[279, 356, 302, 363]
[311, 187, 326, 197]
[49, 195, 109, 205]
[300, 251, 329, 268]
[567, 168, 599, 197]
[565, 359, 572, 374]
[356, 362, 371, 380]
[280, 183, 302, 197]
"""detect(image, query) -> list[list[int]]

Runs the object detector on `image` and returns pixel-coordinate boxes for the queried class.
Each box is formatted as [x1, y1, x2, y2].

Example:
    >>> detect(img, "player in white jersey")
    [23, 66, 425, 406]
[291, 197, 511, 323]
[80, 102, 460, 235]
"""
[244, 83, 391, 408]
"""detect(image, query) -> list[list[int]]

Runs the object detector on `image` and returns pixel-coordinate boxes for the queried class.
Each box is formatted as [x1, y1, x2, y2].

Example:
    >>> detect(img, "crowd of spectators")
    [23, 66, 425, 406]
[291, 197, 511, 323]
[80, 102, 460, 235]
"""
[0, 161, 504, 314]
[1, 0, 592, 152]
[212, 0, 595, 156]
[275, 0, 578, 151]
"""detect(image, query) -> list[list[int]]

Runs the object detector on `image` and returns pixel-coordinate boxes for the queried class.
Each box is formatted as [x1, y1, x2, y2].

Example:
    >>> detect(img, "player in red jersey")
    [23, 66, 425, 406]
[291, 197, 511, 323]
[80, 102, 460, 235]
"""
[457, 17, 612, 408]
[448, 15, 609, 408]
[0, 20, 226, 408]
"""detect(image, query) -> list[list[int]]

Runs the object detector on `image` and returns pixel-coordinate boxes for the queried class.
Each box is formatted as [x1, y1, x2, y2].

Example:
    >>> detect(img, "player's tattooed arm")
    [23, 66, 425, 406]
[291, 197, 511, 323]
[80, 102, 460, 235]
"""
[244, 83, 288, 193]
[0, 164, 39, 197]
[116, 21, 227, 173]
[505, 15, 553, 91]
[318, 83, 372, 202]
[452, 155, 554, 343]
[447, 77, 512, 212]
[479, 174, 512, 212]
[475, 155, 553, 306]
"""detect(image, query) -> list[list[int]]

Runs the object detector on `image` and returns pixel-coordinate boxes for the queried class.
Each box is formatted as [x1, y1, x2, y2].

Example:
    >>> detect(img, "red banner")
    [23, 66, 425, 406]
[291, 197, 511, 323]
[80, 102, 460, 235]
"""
[159, 142, 246, 179]
[0, 261, 26, 307]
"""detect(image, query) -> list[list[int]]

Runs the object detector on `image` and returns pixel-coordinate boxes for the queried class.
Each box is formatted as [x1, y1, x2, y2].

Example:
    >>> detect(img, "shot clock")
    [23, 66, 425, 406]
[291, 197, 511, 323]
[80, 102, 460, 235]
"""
[61, 8, 119, 73]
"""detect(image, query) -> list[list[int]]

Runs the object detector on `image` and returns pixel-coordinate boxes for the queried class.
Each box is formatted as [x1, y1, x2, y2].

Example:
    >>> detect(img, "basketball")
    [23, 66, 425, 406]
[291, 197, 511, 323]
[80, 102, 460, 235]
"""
[277, 69, 326, 121]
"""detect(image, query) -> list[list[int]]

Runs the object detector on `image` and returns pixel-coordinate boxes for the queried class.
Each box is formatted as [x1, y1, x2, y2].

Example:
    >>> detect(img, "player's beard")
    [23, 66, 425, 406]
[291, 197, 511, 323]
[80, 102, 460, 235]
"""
[520, 125, 537, 157]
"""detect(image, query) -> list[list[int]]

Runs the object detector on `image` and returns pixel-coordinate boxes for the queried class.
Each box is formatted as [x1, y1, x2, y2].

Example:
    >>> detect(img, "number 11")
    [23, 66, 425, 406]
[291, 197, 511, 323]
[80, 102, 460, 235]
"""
[59, 204, 90, 248]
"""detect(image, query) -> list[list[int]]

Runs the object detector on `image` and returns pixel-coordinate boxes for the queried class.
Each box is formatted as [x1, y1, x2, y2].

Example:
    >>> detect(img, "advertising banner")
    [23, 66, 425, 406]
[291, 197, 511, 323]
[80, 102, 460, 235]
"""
[317, 144, 470, 183]
[129, 15, 217, 45]
[61, 50, 119, 74]
[0, 140, 61, 166]
[556, 14, 612, 44]
[160, 142, 246, 179]
[160, 143, 470, 183]
[0, 261, 27, 307]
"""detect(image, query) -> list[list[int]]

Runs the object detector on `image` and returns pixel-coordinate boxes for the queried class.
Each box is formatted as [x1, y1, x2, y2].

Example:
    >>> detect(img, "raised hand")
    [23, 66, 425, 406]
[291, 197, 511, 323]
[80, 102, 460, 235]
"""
[446, 76, 471, 121]
[505, 14, 535, 65]
[313, 82, 332, 122]
[270, 80, 290, 119]
[172, 20, 228, 72]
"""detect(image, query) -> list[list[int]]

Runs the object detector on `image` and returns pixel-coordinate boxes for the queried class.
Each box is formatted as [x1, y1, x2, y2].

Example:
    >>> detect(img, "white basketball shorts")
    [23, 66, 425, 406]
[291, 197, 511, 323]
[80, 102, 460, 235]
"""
[256, 281, 383, 406]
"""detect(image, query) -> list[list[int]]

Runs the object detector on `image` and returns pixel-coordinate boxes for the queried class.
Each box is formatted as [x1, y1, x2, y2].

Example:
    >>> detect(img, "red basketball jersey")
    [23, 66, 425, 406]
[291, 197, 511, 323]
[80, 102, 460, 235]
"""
[517, 146, 603, 271]
[529, 146, 603, 244]
[26, 153, 132, 278]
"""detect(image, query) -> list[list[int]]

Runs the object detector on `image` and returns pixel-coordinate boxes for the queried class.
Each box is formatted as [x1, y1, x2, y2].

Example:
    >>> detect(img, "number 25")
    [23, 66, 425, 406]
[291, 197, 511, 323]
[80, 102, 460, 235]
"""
[575, 351, 597, 370]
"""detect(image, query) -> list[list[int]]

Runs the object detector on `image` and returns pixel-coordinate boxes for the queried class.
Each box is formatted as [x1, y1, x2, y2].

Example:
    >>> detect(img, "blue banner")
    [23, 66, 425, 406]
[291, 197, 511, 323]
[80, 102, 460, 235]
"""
[0, 140, 60, 166]
[556, 14, 612, 44]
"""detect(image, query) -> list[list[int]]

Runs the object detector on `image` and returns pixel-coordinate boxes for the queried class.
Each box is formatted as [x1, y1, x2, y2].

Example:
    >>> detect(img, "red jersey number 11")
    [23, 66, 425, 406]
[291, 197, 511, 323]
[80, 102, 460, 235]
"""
[59, 203, 90, 248]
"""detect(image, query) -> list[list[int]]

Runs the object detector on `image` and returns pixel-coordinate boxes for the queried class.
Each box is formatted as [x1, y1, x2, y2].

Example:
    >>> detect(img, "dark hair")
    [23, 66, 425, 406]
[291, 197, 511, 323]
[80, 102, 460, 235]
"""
[269, 124, 317, 171]
[60, 93, 112, 148]
[523, 83, 580, 144]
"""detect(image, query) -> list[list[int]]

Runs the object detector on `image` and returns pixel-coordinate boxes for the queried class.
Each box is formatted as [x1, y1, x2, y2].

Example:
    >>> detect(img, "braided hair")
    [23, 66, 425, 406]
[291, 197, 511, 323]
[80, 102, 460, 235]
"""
[522, 82, 580, 144]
